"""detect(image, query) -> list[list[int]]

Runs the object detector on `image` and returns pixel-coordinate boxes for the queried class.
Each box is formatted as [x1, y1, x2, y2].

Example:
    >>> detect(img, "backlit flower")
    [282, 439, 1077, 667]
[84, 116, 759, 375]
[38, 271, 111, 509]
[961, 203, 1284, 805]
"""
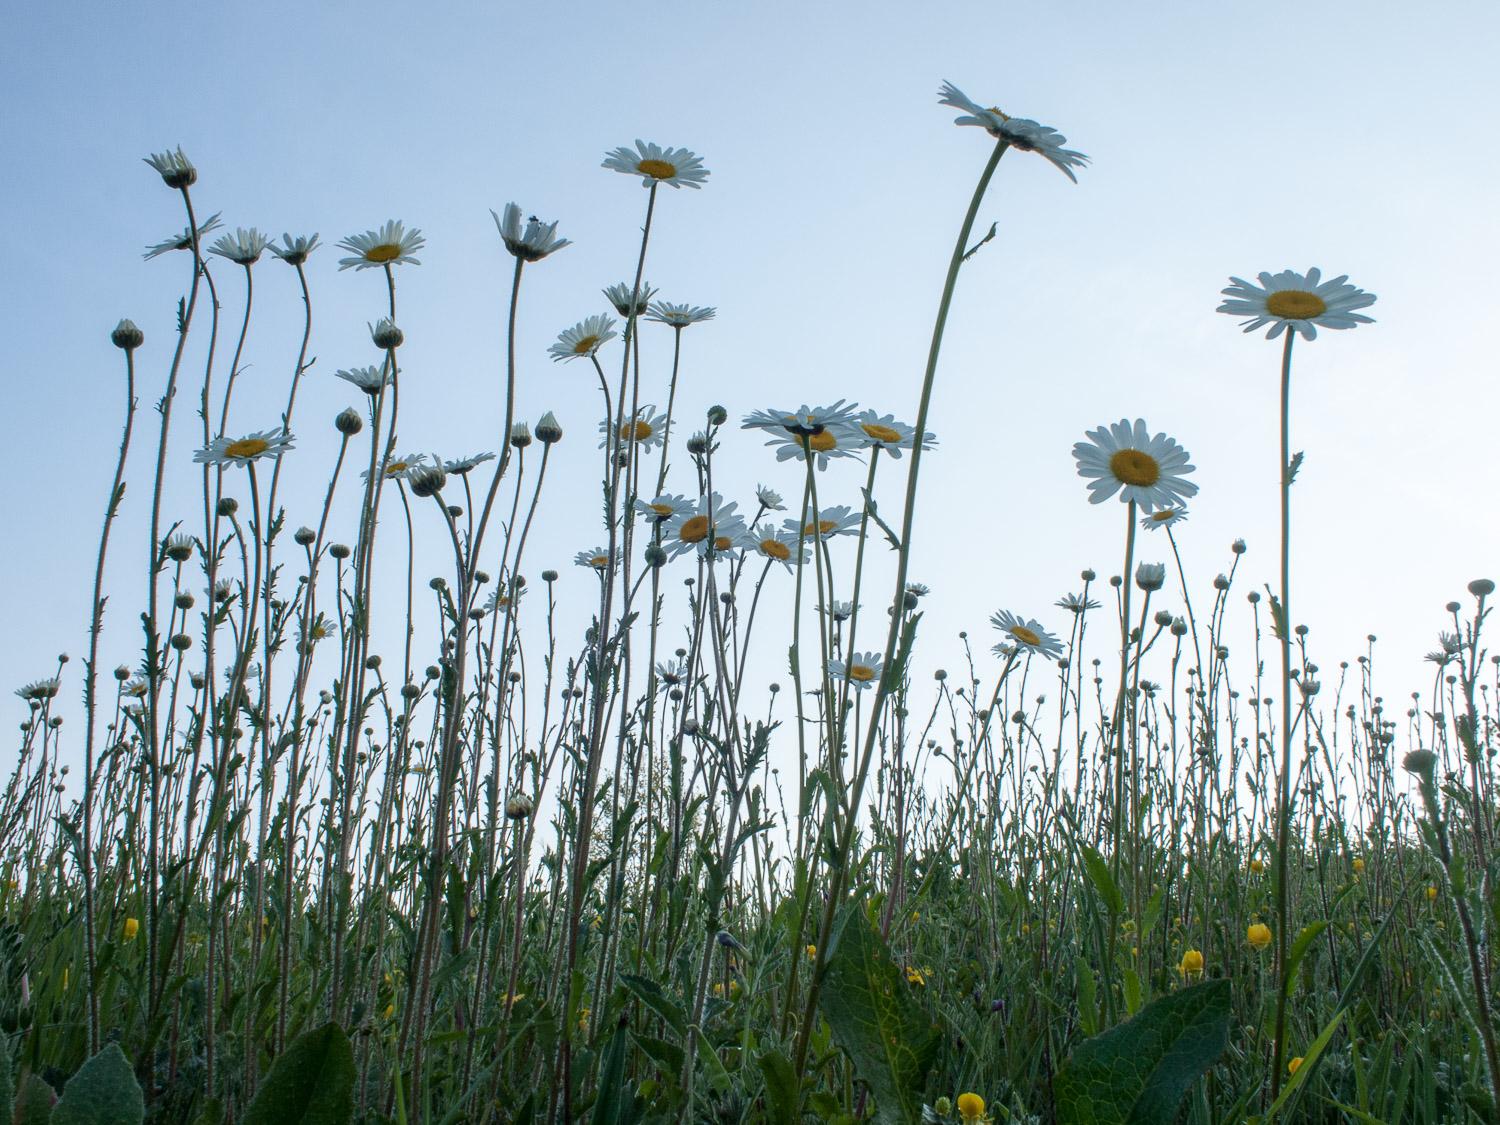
[194, 429, 294, 467]
[603, 141, 709, 189]
[1073, 419, 1198, 513]
[743, 401, 862, 470]
[749, 524, 808, 571]
[335, 365, 391, 396]
[1179, 948, 1204, 976]
[754, 485, 785, 511]
[208, 227, 272, 265]
[785, 504, 861, 540]
[549, 315, 617, 362]
[646, 300, 716, 327]
[444, 452, 496, 476]
[15, 678, 60, 702]
[1247, 923, 1272, 950]
[602, 281, 657, 317]
[144, 146, 197, 188]
[270, 233, 320, 265]
[847, 410, 933, 460]
[361, 452, 427, 483]
[144, 213, 222, 260]
[663, 494, 747, 560]
[600, 406, 669, 451]
[828, 652, 883, 690]
[337, 220, 425, 271]
[575, 547, 612, 572]
[990, 610, 1065, 661]
[1218, 268, 1375, 341]
[634, 493, 692, 523]
[1141, 506, 1187, 531]
[492, 202, 570, 262]
[937, 82, 1088, 182]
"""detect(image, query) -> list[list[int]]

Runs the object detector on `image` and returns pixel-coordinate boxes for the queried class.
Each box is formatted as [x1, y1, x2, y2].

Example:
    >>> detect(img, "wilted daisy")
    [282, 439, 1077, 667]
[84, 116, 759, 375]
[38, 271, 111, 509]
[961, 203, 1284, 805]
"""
[937, 82, 1089, 182]
[143, 146, 196, 188]
[575, 547, 612, 572]
[602, 281, 657, 317]
[990, 610, 1066, 661]
[335, 365, 392, 396]
[443, 452, 496, 475]
[600, 407, 669, 451]
[848, 410, 934, 459]
[663, 494, 748, 560]
[360, 452, 427, 483]
[754, 485, 785, 511]
[194, 429, 294, 467]
[15, 678, 61, 702]
[549, 315, 618, 362]
[208, 227, 272, 265]
[785, 504, 861, 540]
[749, 524, 809, 571]
[827, 652, 883, 690]
[144, 213, 222, 260]
[337, 220, 425, 270]
[1217, 268, 1376, 341]
[1141, 506, 1187, 532]
[646, 301, 716, 328]
[1073, 419, 1198, 513]
[492, 203, 570, 262]
[602, 141, 710, 189]
[270, 232, 320, 265]
[634, 493, 692, 523]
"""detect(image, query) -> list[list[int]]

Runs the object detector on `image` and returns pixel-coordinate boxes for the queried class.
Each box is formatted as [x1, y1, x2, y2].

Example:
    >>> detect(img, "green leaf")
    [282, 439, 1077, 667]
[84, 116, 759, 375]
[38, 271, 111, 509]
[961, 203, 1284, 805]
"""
[756, 1047, 800, 1125]
[52, 1044, 143, 1125]
[590, 1026, 643, 1125]
[0, 1043, 13, 1125]
[15, 1073, 57, 1125]
[1282, 921, 1329, 1001]
[1075, 957, 1099, 1038]
[1261, 1008, 1344, 1122]
[243, 1022, 354, 1125]
[817, 911, 940, 1124]
[620, 974, 687, 1040]
[1079, 843, 1124, 917]
[1054, 979, 1230, 1125]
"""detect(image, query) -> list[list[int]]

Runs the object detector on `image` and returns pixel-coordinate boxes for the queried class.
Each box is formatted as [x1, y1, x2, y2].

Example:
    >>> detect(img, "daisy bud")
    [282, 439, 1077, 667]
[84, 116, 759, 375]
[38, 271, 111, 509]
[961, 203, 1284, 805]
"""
[365, 655, 381, 670]
[426, 665, 440, 680]
[407, 463, 447, 498]
[1402, 748, 1437, 780]
[644, 544, 667, 568]
[111, 319, 145, 350]
[1248, 591, 1260, 604]
[370, 318, 403, 349]
[687, 432, 709, 454]
[401, 683, 420, 700]
[1447, 601, 1462, 613]
[1232, 538, 1247, 555]
[536, 411, 563, 444]
[1135, 563, 1165, 592]
[114, 665, 131, 681]
[542, 569, 558, 583]
[1470, 578, 1495, 598]
[1081, 569, 1096, 582]
[1154, 610, 1174, 627]
[506, 793, 534, 819]
[217, 497, 238, 517]
[1170, 617, 1188, 637]
[294, 526, 316, 546]
[706, 404, 728, 426]
[429, 577, 446, 590]
[335, 408, 364, 435]
[190, 673, 206, 690]
[475, 571, 490, 585]
[1213, 573, 1230, 590]
[510, 422, 532, 448]
[171, 633, 192, 652]
[329, 543, 351, 560]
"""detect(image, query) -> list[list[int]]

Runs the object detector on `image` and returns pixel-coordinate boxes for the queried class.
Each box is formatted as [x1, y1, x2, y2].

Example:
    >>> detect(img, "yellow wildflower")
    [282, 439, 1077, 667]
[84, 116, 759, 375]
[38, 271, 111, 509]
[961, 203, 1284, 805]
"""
[123, 917, 140, 941]
[956, 1092, 988, 1123]
[1352, 858, 1366, 874]
[905, 966, 926, 987]
[1179, 949, 1204, 977]
[1249, 858, 1265, 875]
[1288, 1056, 1304, 1075]
[806, 944, 817, 960]
[1427, 885, 1439, 901]
[1247, 923, 1272, 951]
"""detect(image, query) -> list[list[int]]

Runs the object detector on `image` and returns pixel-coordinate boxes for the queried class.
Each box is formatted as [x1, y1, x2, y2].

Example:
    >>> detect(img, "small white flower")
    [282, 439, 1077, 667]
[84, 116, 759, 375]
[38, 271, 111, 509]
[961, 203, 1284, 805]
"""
[748, 524, 809, 571]
[575, 547, 612, 572]
[599, 407, 669, 451]
[784, 504, 861, 540]
[337, 220, 425, 270]
[15, 678, 61, 702]
[663, 494, 748, 560]
[602, 140, 710, 189]
[827, 652, 883, 689]
[1073, 419, 1198, 513]
[634, 493, 692, 522]
[335, 365, 391, 395]
[208, 227, 272, 265]
[937, 82, 1089, 182]
[361, 452, 427, 483]
[1217, 268, 1376, 341]
[742, 401, 862, 470]
[603, 281, 657, 317]
[443, 452, 496, 476]
[848, 410, 935, 460]
[194, 430, 294, 467]
[549, 315, 618, 362]
[755, 485, 785, 511]
[492, 203, 570, 262]
[646, 301, 716, 327]
[1141, 507, 1188, 531]
[989, 610, 1065, 661]
[144, 147, 197, 188]
[144, 213, 222, 260]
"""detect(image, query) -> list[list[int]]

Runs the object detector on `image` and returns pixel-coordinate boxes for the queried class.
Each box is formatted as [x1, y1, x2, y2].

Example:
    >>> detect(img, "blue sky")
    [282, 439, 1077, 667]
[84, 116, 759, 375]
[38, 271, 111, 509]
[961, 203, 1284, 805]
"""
[5, 1, 1499, 747]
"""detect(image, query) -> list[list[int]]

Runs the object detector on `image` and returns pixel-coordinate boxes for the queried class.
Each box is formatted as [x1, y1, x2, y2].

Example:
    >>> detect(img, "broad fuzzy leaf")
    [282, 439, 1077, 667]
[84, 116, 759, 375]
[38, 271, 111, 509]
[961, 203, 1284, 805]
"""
[52, 1044, 143, 1125]
[243, 1022, 354, 1125]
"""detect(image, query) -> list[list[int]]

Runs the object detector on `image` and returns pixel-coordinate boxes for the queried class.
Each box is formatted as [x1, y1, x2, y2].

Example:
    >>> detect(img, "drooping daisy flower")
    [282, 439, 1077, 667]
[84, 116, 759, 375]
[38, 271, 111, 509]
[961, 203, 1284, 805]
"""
[194, 430, 294, 467]
[548, 315, 618, 362]
[663, 494, 748, 560]
[937, 82, 1089, 182]
[754, 484, 785, 511]
[335, 365, 392, 396]
[575, 547, 612, 572]
[15, 678, 61, 702]
[633, 493, 692, 523]
[848, 410, 935, 460]
[646, 301, 716, 327]
[784, 504, 862, 540]
[208, 227, 272, 265]
[600, 407, 669, 451]
[1217, 268, 1376, 341]
[270, 233, 320, 265]
[602, 141, 710, 189]
[360, 452, 427, 483]
[144, 213, 222, 260]
[990, 610, 1066, 661]
[337, 220, 425, 271]
[602, 281, 657, 317]
[1141, 506, 1187, 531]
[827, 652, 883, 690]
[1073, 419, 1198, 513]
[749, 524, 809, 571]
[144, 147, 197, 188]
[443, 452, 496, 476]
[492, 203, 570, 262]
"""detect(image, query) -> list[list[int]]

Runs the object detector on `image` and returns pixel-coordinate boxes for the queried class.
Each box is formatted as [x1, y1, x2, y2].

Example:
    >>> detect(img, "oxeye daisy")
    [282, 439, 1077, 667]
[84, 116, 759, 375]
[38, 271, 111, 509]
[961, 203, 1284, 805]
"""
[646, 300, 716, 327]
[335, 365, 392, 396]
[848, 410, 934, 460]
[15, 678, 61, 702]
[784, 504, 862, 540]
[337, 220, 425, 271]
[1073, 419, 1198, 513]
[663, 494, 748, 560]
[443, 452, 496, 476]
[749, 524, 809, 571]
[360, 452, 427, 483]
[633, 493, 692, 523]
[549, 315, 618, 362]
[270, 232, 320, 265]
[827, 652, 883, 690]
[194, 429, 294, 467]
[990, 610, 1066, 661]
[937, 81, 1088, 182]
[575, 547, 612, 572]
[655, 660, 687, 686]
[602, 141, 710, 189]
[744, 402, 863, 469]
[144, 146, 197, 188]
[599, 407, 669, 451]
[754, 484, 785, 511]
[602, 281, 657, 317]
[1217, 268, 1376, 341]
[144, 213, 222, 260]
[820, 601, 857, 622]
[492, 203, 569, 262]
[208, 227, 272, 265]
[1055, 592, 1100, 614]
[1141, 506, 1187, 531]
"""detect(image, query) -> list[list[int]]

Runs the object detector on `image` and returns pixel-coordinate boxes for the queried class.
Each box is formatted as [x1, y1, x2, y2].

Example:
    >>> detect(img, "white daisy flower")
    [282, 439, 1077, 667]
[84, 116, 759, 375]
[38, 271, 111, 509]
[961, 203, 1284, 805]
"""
[784, 504, 862, 540]
[602, 141, 710, 189]
[208, 227, 272, 265]
[194, 429, 294, 467]
[602, 281, 657, 317]
[270, 232, 320, 265]
[15, 678, 61, 702]
[599, 406, 669, 451]
[633, 493, 692, 523]
[748, 524, 809, 571]
[663, 494, 748, 560]
[1056, 592, 1100, 614]
[755, 485, 785, 511]
[990, 610, 1066, 661]
[1217, 268, 1376, 341]
[742, 401, 863, 470]
[337, 220, 425, 271]
[548, 315, 618, 362]
[937, 82, 1089, 182]
[492, 203, 570, 262]
[656, 660, 687, 685]
[143, 147, 196, 188]
[483, 585, 523, 614]
[1072, 419, 1198, 513]
[144, 213, 222, 260]
[827, 652, 883, 690]
[443, 451, 496, 476]
[575, 547, 612, 572]
[360, 452, 427, 483]
[335, 365, 391, 396]
[848, 410, 935, 460]
[820, 601, 857, 622]
[646, 301, 716, 327]
[1141, 506, 1187, 531]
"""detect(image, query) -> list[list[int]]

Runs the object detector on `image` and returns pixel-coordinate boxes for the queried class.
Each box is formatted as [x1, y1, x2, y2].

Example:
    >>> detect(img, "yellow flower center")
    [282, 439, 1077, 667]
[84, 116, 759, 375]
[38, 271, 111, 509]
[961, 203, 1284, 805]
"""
[637, 158, 678, 179]
[631, 420, 655, 441]
[1265, 289, 1327, 320]
[761, 539, 791, 560]
[678, 515, 710, 543]
[1010, 625, 1042, 647]
[385, 460, 408, 476]
[364, 243, 402, 263]
[849, 663, 877, 682]
[862, 422, 903, 443]
[1151, 509, 1175, 522]
[809, 431, 837, 453]
[803, 519, 838, 536]
[1109, 448, 1160, 487]
[572, 334, 600, 355]
[650, 502, 674, 517]
[589, 555, 608, 569]
[224, 437, 270, 459]
[713, 535, 732, 550]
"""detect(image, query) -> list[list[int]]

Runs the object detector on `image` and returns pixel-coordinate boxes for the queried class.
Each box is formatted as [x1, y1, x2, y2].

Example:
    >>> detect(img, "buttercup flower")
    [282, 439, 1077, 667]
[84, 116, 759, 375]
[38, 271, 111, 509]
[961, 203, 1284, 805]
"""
[337, 220, 425, 270]
[335, 365, 392, 396]
[646, 301, 716, 327]
[956, 1092, 989, 1123]
[549, 315, 618, 362]
[1247, 923, 1272, 950]
[492, 202, 570, 262]
[937, 82, 1089, 182]
[195, 430, 294, 467]
[827, 652, 883, 690]
[1218, 268, 1376, 341]
[990, 610, 1066, 661]
[1141, 506, 1187, 531]
[603, 141, 710, 189]
[123, 918, 140, 941]
[599, 407, 669, 451]
[1073, 419, 1198, 513]
[144, 213, 222, 260]
[602, 281, 657, 317]
[208, 227, 272, 265]
[270, 233, 320, 265]
[1179, 948, 1204, 976]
